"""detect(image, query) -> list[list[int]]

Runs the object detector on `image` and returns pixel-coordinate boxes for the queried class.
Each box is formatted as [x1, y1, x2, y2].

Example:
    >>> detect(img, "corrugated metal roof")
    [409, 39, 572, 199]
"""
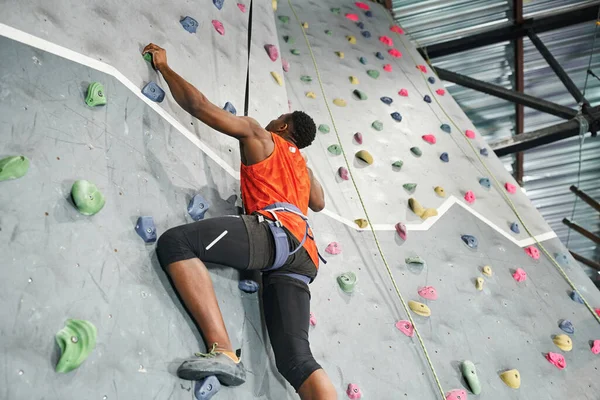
[391, 0, 600, 274]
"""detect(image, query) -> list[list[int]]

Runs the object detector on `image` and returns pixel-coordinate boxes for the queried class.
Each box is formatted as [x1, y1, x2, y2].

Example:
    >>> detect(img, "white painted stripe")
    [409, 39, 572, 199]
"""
[206, 230, 228, 250]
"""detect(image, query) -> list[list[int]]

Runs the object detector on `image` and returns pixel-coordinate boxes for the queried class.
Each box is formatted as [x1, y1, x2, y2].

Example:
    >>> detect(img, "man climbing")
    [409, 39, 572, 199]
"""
[145, 43, 337, 400]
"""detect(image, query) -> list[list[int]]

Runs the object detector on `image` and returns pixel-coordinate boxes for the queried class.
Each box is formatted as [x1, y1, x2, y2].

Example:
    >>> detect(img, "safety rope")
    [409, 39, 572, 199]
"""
[286, 1, 447, 398]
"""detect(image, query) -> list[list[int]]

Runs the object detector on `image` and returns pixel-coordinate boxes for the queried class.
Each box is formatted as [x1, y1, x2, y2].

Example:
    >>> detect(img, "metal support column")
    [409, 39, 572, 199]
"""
[514, 0, 524, 185]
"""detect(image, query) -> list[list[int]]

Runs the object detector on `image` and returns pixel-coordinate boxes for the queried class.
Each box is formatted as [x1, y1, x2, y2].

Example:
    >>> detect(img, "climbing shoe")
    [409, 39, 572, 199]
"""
[177, 343, 246, 386]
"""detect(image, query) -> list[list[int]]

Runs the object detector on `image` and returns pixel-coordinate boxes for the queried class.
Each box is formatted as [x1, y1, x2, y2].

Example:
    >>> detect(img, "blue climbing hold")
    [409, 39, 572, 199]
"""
[510, 222, 520, 234]
[135, 216, 157, 243]
[559, 320, 574, 334]
[375, 52, 384, 60]
[361, 31, 371, 38]
[440, 152, 449, 162]
[461, 234, 478, 249]
[359, 56, 368, 65]
[440, 124, 451, 133]
[239, 280, 259, 293]
[380, 96, 393, 105]
[180, 16, 199, 34]
[223, 102, 237, 115]
[194, 375, 221, 400]
[569, 290, 584, 304]
[428, 77, 436, 84]
[366, 10, 373, 17]
[479, 177, 491, 189]
[555, 253, 569, 266]
[142, 82, 165, 103]
[188, 194, 210, 221]
[213, 0, 224, 10]
[356, 22, 365, 29]
[480, 147, 489, 157]
[391, 112, 402, 122]
[423, 95, 432, 103]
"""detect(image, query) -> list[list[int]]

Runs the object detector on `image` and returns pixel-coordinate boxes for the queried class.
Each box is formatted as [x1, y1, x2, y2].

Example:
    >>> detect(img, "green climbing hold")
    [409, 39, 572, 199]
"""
[55, 319, 97, 373]
[328, 144, 342, 155]
[337, 272, 357, 293]
[405, 256, 425, 266]
[0, 155, 30, 181]
[325, 30, 332, 36]
[290, 49, 300, 55]
[461, 360, 482, 395]
[355, 150, 373, 165]
[300, 75, 312, 82]
[372, 120, 383, 131]
[353, 89, 367, 100]
[359, 56, 367, 65]
[392, 161, 403, 169]
[71, 180, 105, 216]
[283, 35, 295, 44]
[410, 147, 422, 157]
[367, 70, 380, 79]
[278, 15, 289, 23]
[318, 124, 330, 133]
[330, 7, 341, 14]
[403, 183, 417, 192]
[143, 52, 153, 66]
[85, 82, 107, 107]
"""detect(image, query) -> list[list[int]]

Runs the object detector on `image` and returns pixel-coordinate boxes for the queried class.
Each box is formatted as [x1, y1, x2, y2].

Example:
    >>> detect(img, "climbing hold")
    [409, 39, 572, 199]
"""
[346, 35, 357, 44]
[569, 290, 584, 304]
[367, 70, 380, 79]
[238, 280, 259, 293]
[333, 98, 347, 107]
[318, 124, 330, 133]
[405, 256, 425, 266]
[388, 49, 402, 58]
[350, 76, 359, 85]
[143, 52, 154, 68]
[482, 265, 492, 277]
[505, 182, 517, 194]
[355, 1, 370, 10]
[354, 132, 363, 144]
[356, 22, 365, 29]
[395, 222, 407, 240]
[309, 312, 317, 326]
[142, 82, 165, 103]
[223, 102, 237, 115]
[372, 120, 383, 131]
[355, 150, 373, 165]
[392, 161, 403, 169]
[480, 147, 488, 156]
[71, 180, 105, 216]
[553, 334, 573, 351]
[345, 13, 359, 22]
[559, 320, 574, 334]
[380, 96, 393, 105]
[383, 64, 392, 72]
[390, 25, 404, 34]
[365, 10, 372, 17]
[325, 242, 341, 255]
[135, 216, 157, 243]
[391, 112, 402, 122]
[272, 0, 277, 10]
[464, 191, 475, 204]
[398, 88, 409, 96]
[361, 31, 371, 38]
[512, 268, 527, 282]
[510, 222, 520, 234]
[325, 30, 332, 36]
[546, 352, 566, 370]
[555, 253, 569, 266]
[410, 147, 422, 157]
[55, 319, 97, 373]
[302, 22, 308, 29]
[336, 51, 345, 59]
[330, 7, 340, 14]
[436, 89, 446, 96]
[403, 183, 417, 192]
[354, 219, 368, 228]
[439, 152, 449, 162]
[440, 124, 451, 133]
[461, 234, 478, 249]
[346, 383, 362, 399]
[591, 340, 600, 355]
[379, 36, 393, 46]
[213, 0, 224, 9]
[500, 369, 521, 389]
[281, 58, 289, 72]
[423, 95, 432, 103]
[479, 178, 491, 189]
[428, 77, 436, 84]
[264, 44, 279, 61]
[212, 20, 225, 35]
[418, 286, 438, 300]
[300, 75, 312, 83]
[306, 92, 316, 99]
[422, 134, 436, 144]
[338, 167, 349, 180]
[445, 389, 467, 400]
[359, 56, 367, 65]
[0, 155, 29, 181]
[188, 194, 210, 221]
[434, 186, 445, 197]
[375, 52, 384, 60]
[337, 272, 357, 293]
[461, 360, 481, 395]
[270, 71, 283, 86]
[353, 89, 368, 100]
[290, 49, 300, 55]
[475, 277, 484, 291]
[283, 35, 294, 44]
[278, 15, 289, 23]
[408, 300, 431, 317]
[180, 16, 199, 33]
[83, 82, 108, 109]
[395, 320, 414, 337]
[414, 201, 437, 220]
[524, 246, 540, 260]
[417, 65, 427, 73]
[328, 144, 342, 156]
[464, 130, 475, 139]
[194, 376, 221, 400]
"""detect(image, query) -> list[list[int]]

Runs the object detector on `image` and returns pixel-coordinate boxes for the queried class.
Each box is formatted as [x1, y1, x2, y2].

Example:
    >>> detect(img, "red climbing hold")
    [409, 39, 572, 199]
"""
[422, 134, 436, 144]
[212, 20, 225, 35]
[338, 166, 349, 180]
[325, 242, 341, 255]
[395, 222, 407, 240]
[596, 308, 600, 317]
[591, 340, 600, 354]
[354, 132, 363, 144]
[505, 182, 517, 194]
[417, 65, 427, 73]
[436, 88, 445, 96]
[309, 312, 317, 326]
[388, 49, 402, 58]
[546, 352, 566, 370]
[346, 384, 362, 399]
[465, 129, 475, 139]
[418, 286, 438, 300]
[264, 44, 279, 61]
[282, 58, 290, 72]
[383, 64, 392, 72]
[513, 268, 527, 282]
[379, 36, 393, 46]
[395, 320, 414, 337]
[464, 191, 476, 204]
[237, 3, 246, 12]
[398, 88, 409, 97]
[525, 246, 540, 260]
[445, 389, 467, 400]
[355, 1, 370, 10]
[345, 13, 360, 22]
[390, 25, 404, 34]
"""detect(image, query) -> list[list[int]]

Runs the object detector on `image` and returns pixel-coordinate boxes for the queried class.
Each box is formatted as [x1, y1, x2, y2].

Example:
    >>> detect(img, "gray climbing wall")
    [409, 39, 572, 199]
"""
[1, 1, 600, 400]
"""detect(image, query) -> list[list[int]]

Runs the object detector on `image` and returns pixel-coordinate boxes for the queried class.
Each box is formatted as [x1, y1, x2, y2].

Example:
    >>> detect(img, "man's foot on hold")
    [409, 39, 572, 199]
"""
[177, 343, 246, 386]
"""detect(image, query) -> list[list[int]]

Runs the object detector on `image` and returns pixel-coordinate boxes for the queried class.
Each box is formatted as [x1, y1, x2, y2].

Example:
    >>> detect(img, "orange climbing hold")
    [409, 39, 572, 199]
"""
[388, 49, 402, 58]
[345, 13, 359, 21]
[417, 65, 427, 73]
[355, 1, 370, 10]
[379, 36, 393, 46]
[422, 134, 436, 144]
[390, 25, 404, 34]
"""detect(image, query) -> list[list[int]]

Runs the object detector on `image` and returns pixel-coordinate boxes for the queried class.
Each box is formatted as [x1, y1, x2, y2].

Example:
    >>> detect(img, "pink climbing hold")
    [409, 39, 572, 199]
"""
[422, 134, 436, 144]
[346, 383, 362, 399]
[355, 1, 370, 10]
[345, 13, 360, 22]
[395, 222, 407, 241]
[464, 191, 476, 204]
[436, 88, 445, 96]
[212, 20, 225, 35]
[309, 312, 317, 326]
[591, 340, 600, 355]
[390, 25, 404, 34]
[596, 308, 600, 317]
[379, 35, 393, 46]
[281, 58, 290, 72]
[383, 64, 392, 72]
[338, 166, 349, 180]
[395, 320, 414, 337]
[237, 3, 246, 12]
[417, 65, 427, 73]
[418, 286, 438, 300]
[513, 268, 527, 282]
[465, 129, 475, 139]
[388, 49, 402, 58]
[325, 242, 341, 255]
[546, 352, 566, 370]
[265, 44, 279, 61]
[505, 182, 517, 194]
[398, 88, 409, 97]
[445, 389, 468, 400]
[354, 132, 363, 144]
[525, 246, 540, 260]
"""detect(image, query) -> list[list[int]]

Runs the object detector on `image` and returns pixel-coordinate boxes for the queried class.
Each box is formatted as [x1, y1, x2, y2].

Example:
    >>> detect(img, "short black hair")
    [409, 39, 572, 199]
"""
[289, 111, 316, 149]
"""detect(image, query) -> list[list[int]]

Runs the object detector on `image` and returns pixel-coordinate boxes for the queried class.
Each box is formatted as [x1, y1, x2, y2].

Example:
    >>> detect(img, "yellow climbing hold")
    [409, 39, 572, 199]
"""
[333, 98, 347, 107]
[434, 186, 445, 197]
[553, 334, 572, 351]
[349, 76, 359, 85]
[482, 265, 493, 276]
[272, 0, 277, 11]
[500, 369, 521, 389]
[475, 277, 484, 291]
[408, 198, 438, 220]
[302, 22, 308, 29]
[270, 71, 283, 86]
[306, 91, 316, 99]
[408, 301, 431, 317]
[346, 35, 356, 44]
[336, 51, 345, 59]
[354, 219, 368, 228]
[355, 150, 373, 165]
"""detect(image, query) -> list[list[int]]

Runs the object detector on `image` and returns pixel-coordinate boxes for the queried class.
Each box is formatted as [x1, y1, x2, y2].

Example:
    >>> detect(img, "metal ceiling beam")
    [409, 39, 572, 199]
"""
[571, 251, 600, 272]
[563, 218, 600, 245]
[570, 185, 600, 213]
[514, 0, 524, 185]
[435, 67, 578, 119]
[418, 4, 599, 59]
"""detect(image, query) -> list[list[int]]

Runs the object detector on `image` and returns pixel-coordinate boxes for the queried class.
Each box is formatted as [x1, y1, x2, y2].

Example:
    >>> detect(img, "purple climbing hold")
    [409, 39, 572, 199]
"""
[380, 96, 393, 105]
[559, 319, 574, 334]
[223, 102, 237, 115]
[480, 147, 489, 157]
[365, 10, 372, 17]
[354, 132, 363, 144]
[194, 375, 221, 400]
[440, 152, 449, 162]
[142, 82, 165, 103]
[282, 58, 290, 72]
[346, 383, 362, 399]
[338, 167, 349, 180]
[188, 194, 210, 221]
[510, 222, 520, 234]
[428, 76, 436, 84]
[375, 52, 384, 60]
[423, 95, 432, 103]
[325, 242, 341, 255]
[264, 44, 279, 61]
[213, 0, 224, 10]
[461, 234, 478, 249]
[238, 279, 259, 293]
[395, 222, 407, 240]
[361, 31, 371, 38]
[356, 22, 365, 29]
[135, 216, 157, 243]
[570, 290, 584, 304]
[180, 16, 199, 33]
[391, 112, 402, 122]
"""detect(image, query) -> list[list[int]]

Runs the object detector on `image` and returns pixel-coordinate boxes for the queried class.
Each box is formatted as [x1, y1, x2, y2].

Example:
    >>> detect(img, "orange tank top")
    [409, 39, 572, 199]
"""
[240, 133, 319, 268]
